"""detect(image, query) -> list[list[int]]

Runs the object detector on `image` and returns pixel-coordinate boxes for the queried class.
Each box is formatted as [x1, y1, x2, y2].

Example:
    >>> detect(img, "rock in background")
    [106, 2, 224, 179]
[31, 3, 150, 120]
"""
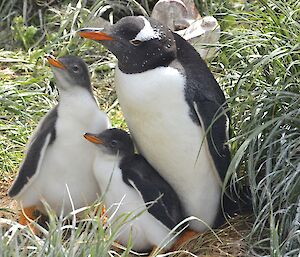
[151, 0, 220, 59]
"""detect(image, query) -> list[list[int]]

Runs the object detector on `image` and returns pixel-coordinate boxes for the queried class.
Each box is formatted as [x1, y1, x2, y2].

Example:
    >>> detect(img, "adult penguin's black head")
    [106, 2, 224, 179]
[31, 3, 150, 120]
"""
[47, 55, 92, 93]
[84, 128, 134, 157]
[79, 16, 177, 74]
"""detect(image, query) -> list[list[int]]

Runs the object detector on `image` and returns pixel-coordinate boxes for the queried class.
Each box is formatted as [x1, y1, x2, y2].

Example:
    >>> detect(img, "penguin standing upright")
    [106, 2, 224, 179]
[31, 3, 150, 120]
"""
[79, 16, 230, 232]
[84, 128, 184, 252]
[8, 55, 111, 224]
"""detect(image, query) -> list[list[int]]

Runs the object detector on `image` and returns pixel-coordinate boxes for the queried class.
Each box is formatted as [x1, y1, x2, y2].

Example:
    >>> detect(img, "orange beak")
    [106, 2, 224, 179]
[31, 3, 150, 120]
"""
[47, 55, 65, 69]
[84, 133, 103, 144]
[78, 29, 113, 41]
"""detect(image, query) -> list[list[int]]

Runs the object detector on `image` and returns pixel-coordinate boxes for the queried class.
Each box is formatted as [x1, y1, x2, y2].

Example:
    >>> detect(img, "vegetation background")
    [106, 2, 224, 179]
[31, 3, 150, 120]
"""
[0, 0, 299, 256]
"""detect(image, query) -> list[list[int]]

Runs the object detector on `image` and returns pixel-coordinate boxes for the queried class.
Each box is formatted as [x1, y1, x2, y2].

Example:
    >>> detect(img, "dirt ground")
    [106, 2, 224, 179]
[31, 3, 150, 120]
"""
[0, 177, 18, 221]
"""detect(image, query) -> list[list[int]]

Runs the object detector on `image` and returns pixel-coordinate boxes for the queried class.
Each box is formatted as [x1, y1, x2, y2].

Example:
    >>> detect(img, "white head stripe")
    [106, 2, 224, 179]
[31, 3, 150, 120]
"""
[134, 17, 161, 41]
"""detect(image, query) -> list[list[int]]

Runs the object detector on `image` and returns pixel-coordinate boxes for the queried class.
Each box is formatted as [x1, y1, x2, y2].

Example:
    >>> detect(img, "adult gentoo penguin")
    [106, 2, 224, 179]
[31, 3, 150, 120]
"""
[8, 55, 111, 225]
[84, 128, 184, 252]
[79, 16, 230, 231]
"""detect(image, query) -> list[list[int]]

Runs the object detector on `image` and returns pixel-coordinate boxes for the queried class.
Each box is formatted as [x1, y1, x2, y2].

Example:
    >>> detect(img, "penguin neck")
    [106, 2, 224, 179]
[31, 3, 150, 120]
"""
[57, 87, 98, 119]
[94, 151, 123, 190]
[58, 86, 94, 102]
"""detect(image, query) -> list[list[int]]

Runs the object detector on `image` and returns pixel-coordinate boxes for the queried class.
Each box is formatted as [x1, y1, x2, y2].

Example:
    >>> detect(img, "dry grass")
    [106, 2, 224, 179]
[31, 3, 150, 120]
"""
[171, 215, 253, 257]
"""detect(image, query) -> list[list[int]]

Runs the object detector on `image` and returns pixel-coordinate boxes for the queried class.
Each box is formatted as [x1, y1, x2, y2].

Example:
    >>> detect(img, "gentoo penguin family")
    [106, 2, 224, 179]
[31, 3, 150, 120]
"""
[84, 128, 184, 251]
[8, 55, 111, 224]
[79, 16, 231, 231]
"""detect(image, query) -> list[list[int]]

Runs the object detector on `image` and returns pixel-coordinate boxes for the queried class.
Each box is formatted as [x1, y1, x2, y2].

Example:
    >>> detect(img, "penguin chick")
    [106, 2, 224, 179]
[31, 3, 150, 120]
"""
[84, 128, 185, 252]
[8, 55, 111, 224]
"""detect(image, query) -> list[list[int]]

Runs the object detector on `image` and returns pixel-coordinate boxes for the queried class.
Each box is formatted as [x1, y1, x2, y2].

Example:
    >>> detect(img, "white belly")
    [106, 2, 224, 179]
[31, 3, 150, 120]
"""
[94, 160, 175, 251]
[24, 136, 99, 214]
[115, 66, 220, 231]
[19, 89, 110, 215]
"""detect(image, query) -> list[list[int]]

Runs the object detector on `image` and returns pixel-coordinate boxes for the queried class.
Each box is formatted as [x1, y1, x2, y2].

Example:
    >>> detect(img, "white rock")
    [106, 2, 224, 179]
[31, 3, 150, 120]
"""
[151, 0, 189, 31]
[177, 16, 220, 59]
[151, 0, 220, 59]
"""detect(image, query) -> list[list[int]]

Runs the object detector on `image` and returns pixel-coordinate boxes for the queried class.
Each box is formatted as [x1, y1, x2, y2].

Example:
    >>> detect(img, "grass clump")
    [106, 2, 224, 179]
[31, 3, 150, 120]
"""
[0, 202, 138, 257]
[214, 0, 300, 255]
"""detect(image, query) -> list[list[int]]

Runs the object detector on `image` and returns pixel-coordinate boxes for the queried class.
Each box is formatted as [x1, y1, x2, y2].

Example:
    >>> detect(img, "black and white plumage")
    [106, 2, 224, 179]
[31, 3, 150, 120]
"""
[8, 55, 111, 215]
[84, 128, 184, 251]
[79, 16, 230, 231]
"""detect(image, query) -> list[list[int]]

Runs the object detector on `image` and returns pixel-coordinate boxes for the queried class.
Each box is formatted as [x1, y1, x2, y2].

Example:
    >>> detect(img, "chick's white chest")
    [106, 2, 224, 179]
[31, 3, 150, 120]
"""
[21, 89, 110, 214]
[93, 156, 175, 251]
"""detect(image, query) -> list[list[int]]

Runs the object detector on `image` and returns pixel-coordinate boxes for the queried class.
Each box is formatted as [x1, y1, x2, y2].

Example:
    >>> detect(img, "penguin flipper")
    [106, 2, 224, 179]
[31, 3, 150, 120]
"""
[193, 102, 244, 218]
[121, 155, 184, 230]
[8, 108, 57, 198]
[8, 132, 53, 198]
[193, 100, 230, 182]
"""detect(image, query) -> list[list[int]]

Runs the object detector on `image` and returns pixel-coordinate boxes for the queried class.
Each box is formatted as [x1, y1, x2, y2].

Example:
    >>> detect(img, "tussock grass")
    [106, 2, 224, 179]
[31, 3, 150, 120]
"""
[0, 201, 135, 257]
[213, 0, 300, 255]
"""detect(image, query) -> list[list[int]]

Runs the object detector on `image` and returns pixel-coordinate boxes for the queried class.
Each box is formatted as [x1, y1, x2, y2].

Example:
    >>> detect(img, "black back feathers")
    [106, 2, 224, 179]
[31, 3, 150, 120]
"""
[173, 33, 230, 181]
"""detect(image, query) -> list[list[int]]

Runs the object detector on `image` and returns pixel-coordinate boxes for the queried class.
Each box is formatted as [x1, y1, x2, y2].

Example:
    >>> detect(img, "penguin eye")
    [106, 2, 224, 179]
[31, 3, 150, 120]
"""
[111, 140, 118, 147]
[130, 39, 142, 46]
[72, 65, 80, 73]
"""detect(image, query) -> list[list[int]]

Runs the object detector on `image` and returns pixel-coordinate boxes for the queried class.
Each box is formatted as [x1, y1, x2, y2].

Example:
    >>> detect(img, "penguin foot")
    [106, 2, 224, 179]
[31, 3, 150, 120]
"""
[149, 246, 163, 256]
[170, 229, 199, 251]
[19, 206, 40, 234]
[100, 205, 108, 225]
[87, 204, 107, 225]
